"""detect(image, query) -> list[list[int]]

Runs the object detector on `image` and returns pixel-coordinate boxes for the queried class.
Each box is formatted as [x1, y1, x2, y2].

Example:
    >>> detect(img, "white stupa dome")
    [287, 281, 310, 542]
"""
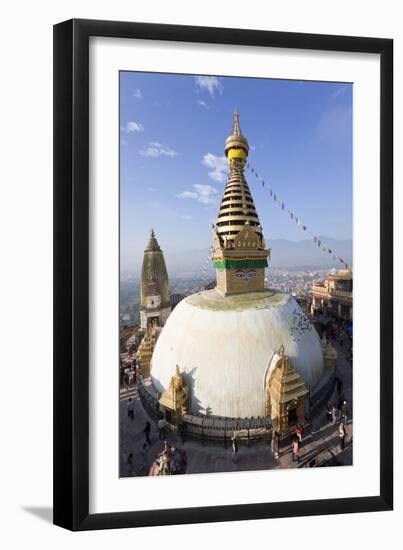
[150, 288, 324, 418]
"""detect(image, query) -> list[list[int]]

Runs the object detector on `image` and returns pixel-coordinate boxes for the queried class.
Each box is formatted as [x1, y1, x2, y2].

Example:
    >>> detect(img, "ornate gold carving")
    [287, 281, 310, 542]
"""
[267, 347, 308, 432]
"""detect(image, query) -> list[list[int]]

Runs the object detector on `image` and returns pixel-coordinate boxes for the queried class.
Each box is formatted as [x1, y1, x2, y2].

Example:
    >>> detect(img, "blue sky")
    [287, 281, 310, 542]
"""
[120, 72, 352, 273]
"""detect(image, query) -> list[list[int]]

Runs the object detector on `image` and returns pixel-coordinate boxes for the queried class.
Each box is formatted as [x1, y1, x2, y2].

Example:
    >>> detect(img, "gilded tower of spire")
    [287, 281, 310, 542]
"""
[212, 112, 270, 295]
[140, 229, 171, 329]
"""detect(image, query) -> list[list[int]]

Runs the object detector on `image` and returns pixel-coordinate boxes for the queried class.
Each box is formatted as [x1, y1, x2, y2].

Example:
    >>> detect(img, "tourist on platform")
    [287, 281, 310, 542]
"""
[231, 434, 239, 462]
[292, 434, 300, 463]
[158, 416, 167, 440]
[331, 404, 338, 424]
[143, 421, 152, 445]
[271, 430, 280, 459]
[326, 403, 333, 423]
[337, 394, 345, 418]
[340, 400, 348, 425]
[127, 397, 135, 420]
[295, 424, 304, 443]
[124, 366, 131, 387]
[338, 422, 346, 451]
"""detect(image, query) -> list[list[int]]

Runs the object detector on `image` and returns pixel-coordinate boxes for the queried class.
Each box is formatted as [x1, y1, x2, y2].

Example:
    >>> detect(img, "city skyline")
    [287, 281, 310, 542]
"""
[120, 72, 352, 273]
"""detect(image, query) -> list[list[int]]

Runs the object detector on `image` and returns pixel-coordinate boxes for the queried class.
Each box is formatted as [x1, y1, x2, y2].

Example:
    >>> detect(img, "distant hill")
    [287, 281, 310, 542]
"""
[162, 236, 352, 277]
[268, 236, 352, 269]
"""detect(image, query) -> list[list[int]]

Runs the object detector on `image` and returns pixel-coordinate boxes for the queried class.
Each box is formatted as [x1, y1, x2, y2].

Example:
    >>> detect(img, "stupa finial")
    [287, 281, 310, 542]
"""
[224, 111, 249, 159]
[232, 111, 242, 136]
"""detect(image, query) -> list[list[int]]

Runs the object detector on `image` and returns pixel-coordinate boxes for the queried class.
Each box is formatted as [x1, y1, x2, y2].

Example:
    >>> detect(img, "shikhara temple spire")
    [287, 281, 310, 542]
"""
[140, 229, 171, 329]
[212, 112, 270, 296]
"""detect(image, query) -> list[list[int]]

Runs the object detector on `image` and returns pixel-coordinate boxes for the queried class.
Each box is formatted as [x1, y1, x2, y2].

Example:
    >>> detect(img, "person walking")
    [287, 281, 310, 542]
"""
[231, 434, 239, 463]
[292, 434, 300, 463]
[338, 422, 346, 451]
[143, 421, 151, 445]
[326, 402, 333, 423]
[295, 424, 304, 444]
[271, 430, 279, 460]
[340, 400, 348, 426]
[337, 394, 345, 416]
[331, 404, 338, 424]
[127, 397, 135, 420]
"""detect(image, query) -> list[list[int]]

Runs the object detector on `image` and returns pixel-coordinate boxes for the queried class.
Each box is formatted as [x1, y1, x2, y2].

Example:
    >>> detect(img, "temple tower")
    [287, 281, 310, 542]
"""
[140, 229, 171, 329]
[212, 112, 270, 295]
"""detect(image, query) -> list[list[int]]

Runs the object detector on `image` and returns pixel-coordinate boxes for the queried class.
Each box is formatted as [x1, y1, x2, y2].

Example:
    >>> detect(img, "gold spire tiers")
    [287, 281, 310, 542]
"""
[212, 112, 270, 295]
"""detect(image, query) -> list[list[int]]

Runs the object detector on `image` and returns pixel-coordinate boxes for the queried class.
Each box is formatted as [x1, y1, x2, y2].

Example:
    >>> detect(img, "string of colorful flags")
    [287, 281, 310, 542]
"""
[187, 246, 214, 295]
[244, 161, 350, 269]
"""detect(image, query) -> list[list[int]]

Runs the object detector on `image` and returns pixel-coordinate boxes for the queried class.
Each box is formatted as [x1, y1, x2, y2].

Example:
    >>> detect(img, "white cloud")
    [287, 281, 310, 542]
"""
[133, 88, 142, 99]
[197, 100, 209, 109]
[177, 184, 218, 205]
[195, 76, 223, 97]
[202, 153, 228, 183]
[140, 142, 178, 158]
[181, 214, 192, 220]
[122, 121, 144, 133]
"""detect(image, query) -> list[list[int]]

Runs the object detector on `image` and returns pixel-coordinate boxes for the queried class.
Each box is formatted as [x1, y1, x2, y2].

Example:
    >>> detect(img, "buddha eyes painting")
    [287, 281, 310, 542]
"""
[119, 71, 353, 477]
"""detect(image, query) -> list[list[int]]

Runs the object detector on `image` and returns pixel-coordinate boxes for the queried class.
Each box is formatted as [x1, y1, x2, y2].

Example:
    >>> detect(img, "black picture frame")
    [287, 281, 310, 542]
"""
[53, 18, 393, 531]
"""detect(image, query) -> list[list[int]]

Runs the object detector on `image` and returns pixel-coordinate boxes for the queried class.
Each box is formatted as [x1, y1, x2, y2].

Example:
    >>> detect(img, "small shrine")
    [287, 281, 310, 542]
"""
[136, 322, 160, 378]
[266, 346, 308, 432]
[158, 366, 190, 425]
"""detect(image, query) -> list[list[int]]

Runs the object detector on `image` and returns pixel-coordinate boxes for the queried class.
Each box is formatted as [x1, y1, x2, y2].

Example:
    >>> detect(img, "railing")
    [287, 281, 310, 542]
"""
[138, 377, 272, 446]
[180, 414, 272, 447]
[329, 289, 352, 302]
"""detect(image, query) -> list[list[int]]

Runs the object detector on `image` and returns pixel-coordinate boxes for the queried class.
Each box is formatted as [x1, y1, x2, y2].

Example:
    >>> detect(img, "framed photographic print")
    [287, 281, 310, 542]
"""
[53, 19, 393, 530]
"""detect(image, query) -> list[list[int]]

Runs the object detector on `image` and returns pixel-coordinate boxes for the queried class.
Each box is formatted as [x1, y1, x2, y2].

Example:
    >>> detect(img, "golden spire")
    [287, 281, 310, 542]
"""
[216, 112, 263, 245]
[211, 113, 270, 296]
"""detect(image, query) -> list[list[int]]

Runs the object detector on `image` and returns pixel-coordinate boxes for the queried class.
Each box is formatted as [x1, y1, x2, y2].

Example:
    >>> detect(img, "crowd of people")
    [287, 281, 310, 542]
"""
[120, 353, 140, 388]
[148, 441, 188, 476]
